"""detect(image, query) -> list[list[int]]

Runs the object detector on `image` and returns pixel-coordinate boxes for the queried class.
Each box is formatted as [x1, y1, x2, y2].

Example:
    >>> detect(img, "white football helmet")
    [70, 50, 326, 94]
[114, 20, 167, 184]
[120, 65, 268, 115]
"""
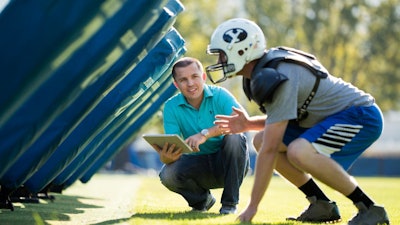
[206, 18, 266, 83]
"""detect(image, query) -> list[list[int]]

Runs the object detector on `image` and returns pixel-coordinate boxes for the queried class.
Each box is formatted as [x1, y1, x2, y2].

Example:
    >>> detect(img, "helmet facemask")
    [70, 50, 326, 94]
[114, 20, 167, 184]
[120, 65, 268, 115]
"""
[205, 49, 235, 84]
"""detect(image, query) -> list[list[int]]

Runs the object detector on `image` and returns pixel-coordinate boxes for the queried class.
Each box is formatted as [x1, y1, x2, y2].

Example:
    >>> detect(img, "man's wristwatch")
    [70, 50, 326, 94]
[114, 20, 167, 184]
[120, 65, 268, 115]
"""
[200, 129, 209, 138]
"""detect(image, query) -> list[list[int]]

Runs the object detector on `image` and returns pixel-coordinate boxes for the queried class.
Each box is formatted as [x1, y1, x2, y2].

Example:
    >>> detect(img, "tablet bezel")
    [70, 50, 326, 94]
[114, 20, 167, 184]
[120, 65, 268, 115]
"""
[142, 134, 193, 153]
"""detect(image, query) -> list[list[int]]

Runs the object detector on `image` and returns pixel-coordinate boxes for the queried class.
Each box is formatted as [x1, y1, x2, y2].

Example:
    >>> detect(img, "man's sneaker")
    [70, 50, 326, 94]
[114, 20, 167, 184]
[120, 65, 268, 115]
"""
[348, 202, 390, 225]
[191, 195, 216, 212]
[219, 205, 237, 214]
[286, 196, 341, 222]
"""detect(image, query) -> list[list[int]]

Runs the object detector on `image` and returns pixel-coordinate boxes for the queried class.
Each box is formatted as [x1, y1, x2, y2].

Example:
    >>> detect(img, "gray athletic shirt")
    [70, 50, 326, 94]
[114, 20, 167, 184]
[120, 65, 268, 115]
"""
[264, 62, 375, 128]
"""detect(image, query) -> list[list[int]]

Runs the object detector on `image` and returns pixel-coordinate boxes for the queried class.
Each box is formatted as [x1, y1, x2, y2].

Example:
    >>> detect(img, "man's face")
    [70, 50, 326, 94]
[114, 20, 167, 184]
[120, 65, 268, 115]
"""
[173, 63, 206, 102]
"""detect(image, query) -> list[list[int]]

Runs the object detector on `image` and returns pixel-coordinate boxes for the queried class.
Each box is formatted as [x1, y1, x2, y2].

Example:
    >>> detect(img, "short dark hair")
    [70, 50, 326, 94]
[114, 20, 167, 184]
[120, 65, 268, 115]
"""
[171, 57, 203, 79]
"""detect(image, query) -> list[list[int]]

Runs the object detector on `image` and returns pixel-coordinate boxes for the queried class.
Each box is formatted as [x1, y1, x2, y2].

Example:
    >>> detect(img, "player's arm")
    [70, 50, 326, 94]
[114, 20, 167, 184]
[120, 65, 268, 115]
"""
[215, 106, 267, 133]
[238, 120, 288, 222]
[214, 87, 266, 133]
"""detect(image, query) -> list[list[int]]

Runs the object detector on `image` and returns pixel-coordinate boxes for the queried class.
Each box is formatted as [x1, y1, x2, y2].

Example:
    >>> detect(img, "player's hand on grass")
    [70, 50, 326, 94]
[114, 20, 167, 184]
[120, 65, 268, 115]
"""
[237, 205, 257, 223]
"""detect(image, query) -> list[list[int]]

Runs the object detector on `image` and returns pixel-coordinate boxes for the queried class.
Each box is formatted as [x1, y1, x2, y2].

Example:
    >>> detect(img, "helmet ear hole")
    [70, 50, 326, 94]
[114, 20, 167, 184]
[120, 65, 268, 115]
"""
[238, 50, 244, 56]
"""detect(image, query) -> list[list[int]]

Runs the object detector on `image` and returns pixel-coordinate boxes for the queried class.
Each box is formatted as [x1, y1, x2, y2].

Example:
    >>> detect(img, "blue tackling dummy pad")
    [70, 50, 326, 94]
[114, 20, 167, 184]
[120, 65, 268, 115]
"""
[0, 0, 186, 195]
[26, 28, 185, 193]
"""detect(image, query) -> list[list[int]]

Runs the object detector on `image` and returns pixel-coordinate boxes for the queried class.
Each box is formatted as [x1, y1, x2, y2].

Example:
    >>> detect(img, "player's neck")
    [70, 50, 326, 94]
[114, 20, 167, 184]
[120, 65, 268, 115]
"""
[238, 60, 257, 79]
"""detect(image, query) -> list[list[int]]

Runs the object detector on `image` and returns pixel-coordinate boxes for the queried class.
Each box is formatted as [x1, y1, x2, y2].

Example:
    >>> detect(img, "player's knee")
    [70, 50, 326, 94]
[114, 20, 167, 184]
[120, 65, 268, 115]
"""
[286, 139, 309, 167]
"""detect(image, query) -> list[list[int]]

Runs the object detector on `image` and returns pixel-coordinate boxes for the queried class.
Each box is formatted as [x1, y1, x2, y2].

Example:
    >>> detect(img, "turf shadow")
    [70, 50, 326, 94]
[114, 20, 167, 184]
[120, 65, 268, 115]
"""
[90, 211, 298, 225]
[0, 194, 102, 225]
[90, 211, 221, 225]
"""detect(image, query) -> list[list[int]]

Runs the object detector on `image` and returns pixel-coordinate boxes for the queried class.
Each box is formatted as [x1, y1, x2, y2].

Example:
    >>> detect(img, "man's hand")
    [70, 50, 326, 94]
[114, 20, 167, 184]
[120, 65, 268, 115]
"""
[185, 133, 206, 152]
[237, 205, 258, 222]
[215, 106, 249, 134]
[152, 142, 182, 164]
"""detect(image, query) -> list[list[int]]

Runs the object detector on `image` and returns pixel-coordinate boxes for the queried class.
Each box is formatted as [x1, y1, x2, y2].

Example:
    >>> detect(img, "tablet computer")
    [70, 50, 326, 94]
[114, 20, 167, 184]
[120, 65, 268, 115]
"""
[142, 134, 193, 153]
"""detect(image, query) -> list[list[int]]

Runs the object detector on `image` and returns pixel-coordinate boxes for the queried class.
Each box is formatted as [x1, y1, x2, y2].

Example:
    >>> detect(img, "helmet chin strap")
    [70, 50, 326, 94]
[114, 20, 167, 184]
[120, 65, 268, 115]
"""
[226, 73, 237, 79]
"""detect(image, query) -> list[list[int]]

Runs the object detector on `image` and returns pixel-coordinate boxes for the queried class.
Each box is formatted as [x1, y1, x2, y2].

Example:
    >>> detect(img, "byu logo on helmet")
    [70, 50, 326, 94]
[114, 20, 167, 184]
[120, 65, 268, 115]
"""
[223, 28, 247, 44]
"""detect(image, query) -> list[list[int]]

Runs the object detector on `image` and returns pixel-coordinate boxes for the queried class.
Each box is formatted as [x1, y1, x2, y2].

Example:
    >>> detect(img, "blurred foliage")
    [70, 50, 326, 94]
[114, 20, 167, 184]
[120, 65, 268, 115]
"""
[173, 0, 400, 115]
[141, 0, 400, 135]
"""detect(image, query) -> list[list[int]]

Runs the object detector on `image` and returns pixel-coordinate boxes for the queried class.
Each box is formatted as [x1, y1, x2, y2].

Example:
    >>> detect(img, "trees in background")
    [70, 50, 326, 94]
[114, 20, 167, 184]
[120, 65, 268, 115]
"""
[175, 0, 400, 114]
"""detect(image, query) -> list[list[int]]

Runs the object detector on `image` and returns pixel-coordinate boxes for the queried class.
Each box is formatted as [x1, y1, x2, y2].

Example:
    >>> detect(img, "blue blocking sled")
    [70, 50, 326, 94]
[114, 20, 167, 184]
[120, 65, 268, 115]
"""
[0, 0, 186, 211]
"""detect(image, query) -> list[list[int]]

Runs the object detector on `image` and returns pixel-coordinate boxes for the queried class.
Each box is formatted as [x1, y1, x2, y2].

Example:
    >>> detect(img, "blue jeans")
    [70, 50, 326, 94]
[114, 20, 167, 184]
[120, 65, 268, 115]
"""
[159, 134, 249, 209]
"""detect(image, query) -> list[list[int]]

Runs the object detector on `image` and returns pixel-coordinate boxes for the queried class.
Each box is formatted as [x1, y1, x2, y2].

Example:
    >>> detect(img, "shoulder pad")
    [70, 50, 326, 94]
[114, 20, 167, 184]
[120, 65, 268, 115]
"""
[261, 46, 329, 78]
[250, 67, 288, 106]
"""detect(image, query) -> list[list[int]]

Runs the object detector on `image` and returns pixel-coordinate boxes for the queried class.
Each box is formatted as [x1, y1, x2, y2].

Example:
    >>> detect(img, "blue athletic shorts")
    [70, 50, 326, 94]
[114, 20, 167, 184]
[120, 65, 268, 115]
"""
[283, 104, 383, 170]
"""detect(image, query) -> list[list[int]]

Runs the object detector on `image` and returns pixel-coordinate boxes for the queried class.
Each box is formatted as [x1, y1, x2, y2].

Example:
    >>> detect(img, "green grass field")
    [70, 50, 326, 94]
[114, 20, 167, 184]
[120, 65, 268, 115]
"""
[131, 175, 399, 225]
[0, 174, 399, 225]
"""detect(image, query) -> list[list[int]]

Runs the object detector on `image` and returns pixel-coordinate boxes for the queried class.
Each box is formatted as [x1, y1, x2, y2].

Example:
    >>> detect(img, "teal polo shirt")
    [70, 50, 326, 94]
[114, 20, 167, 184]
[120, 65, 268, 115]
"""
[163, 84, 241, 154]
